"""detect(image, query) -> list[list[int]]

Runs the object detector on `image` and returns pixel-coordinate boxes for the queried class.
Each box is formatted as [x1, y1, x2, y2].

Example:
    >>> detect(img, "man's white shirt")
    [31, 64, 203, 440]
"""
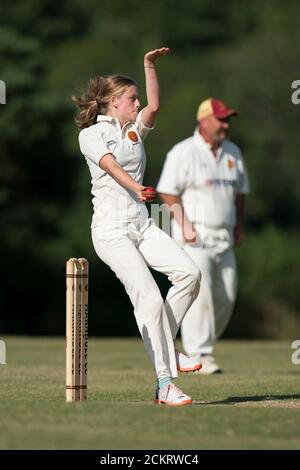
[157, 130, 249, 232]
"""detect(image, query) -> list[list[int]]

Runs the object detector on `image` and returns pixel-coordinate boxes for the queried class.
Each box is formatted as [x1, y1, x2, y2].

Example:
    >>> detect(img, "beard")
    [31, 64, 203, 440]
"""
[214, 129, 228, 143]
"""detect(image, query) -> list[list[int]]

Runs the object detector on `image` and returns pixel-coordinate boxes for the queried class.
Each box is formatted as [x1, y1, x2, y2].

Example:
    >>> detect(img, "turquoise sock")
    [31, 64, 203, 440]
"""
[157, 376, 172, 392]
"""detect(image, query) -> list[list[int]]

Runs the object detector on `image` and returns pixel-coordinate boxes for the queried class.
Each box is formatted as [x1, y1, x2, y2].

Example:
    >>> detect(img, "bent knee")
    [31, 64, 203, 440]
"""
[190, 268, 201, 296]
[191, 266, 201, 283]
[186, 264, 201, 288]
[173, 266, 201, 294]
[180, 264, 201, 301]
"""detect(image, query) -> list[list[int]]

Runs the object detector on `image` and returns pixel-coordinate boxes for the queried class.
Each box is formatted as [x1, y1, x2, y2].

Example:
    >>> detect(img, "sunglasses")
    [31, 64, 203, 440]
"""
[217, 116, 231, 123]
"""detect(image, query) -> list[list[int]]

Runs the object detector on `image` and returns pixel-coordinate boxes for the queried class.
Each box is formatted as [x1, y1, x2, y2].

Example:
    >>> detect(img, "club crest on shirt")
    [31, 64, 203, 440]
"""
[128, 131, 139, 143]
[227, 159, 235, 169]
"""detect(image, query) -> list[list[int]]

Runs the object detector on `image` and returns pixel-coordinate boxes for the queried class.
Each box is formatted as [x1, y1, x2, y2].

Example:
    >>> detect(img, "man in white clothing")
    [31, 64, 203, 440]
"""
[157, 98, 249, 374]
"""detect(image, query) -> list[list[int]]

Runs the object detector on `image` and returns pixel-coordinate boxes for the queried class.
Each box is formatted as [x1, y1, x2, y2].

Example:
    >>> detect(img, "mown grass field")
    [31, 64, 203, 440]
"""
[0, 337, 299, 450]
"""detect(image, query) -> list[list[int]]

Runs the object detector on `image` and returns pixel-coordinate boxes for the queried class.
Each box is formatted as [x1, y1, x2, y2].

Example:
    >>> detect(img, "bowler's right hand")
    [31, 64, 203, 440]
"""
[136, 185, 156, 202]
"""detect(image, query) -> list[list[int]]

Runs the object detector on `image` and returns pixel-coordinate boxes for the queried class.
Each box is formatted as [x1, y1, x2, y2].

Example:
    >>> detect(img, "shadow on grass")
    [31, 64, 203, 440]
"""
[197, 393, 300, 405]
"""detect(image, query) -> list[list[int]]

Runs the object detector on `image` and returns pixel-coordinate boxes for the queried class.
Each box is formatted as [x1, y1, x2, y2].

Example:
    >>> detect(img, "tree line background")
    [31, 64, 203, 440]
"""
[0, 0, 299, 338]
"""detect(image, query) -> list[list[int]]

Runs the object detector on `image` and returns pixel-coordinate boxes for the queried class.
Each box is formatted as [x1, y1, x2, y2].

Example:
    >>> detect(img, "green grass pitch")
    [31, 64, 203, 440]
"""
[0, 337, 299, 449]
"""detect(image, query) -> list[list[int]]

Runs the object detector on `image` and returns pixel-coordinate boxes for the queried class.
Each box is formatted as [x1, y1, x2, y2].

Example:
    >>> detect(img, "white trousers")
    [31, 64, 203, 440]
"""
[92, 218, 201, 379]
[181, 244, 237, 358]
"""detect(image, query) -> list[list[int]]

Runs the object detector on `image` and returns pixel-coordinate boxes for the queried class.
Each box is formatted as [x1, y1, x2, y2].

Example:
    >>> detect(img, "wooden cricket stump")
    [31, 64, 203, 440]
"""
[66, 258, 89, 402]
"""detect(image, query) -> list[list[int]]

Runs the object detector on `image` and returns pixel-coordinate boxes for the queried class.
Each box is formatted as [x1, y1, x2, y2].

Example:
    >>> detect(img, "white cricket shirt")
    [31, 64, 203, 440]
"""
[157, 130, 249, 230]
[79, 112, 153, 228]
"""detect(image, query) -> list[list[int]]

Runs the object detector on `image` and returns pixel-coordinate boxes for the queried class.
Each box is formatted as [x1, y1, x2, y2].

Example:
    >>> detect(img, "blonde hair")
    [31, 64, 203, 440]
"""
[72, 75, 137, 129]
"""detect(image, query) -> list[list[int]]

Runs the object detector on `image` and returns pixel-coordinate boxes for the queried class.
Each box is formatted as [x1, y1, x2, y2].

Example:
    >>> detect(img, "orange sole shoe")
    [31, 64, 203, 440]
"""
[154, 398, 192, 406]
[177, 362, 202, 373]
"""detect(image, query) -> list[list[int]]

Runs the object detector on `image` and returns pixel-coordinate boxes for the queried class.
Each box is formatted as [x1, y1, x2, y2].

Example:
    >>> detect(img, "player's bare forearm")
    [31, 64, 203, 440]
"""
[141, 47, 170, 128]
[99, 153, 144, 197]
[159, 193, 196, 242]
[160, 193, 184, 224]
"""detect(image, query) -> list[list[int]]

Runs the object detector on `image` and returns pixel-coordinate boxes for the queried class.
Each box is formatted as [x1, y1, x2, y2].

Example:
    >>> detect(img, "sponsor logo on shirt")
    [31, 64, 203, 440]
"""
[205, 179, 236, 187]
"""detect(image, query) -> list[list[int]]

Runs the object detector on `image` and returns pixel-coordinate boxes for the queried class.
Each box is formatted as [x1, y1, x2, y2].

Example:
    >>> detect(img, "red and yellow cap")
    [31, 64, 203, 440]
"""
[197, 98, 237, 121]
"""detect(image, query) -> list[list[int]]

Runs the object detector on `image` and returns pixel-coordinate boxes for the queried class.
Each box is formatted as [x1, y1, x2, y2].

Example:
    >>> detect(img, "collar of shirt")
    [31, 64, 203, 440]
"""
[97, 114, 132, 135]
[193, 128, 223, 161]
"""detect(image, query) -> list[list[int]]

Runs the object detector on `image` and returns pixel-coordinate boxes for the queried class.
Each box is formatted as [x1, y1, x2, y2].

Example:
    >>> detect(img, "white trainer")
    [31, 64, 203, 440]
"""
[197, 354, 221, 375]
[155, 383, 192, 406]
[175, 348, 202, 373]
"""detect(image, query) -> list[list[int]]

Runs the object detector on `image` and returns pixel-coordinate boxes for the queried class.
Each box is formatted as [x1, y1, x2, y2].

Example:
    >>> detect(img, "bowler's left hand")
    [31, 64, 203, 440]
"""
[144, 47, 170, 65]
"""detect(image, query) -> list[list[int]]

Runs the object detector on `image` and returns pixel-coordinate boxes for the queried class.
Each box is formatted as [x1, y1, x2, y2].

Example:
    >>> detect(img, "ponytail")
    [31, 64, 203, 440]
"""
[72, 75, 137, 129]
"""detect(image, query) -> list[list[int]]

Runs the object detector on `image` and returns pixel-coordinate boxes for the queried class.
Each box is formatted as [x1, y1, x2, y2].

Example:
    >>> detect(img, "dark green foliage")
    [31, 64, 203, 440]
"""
[0, 0, 299, 336]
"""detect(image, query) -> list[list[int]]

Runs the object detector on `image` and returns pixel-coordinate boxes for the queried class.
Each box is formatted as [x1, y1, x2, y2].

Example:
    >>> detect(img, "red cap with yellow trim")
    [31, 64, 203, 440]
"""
[197, 98, 237, 121]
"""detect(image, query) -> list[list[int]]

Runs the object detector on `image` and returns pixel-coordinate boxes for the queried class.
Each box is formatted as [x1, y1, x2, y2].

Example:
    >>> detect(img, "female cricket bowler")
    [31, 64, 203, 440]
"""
[73, 48, 202, 406]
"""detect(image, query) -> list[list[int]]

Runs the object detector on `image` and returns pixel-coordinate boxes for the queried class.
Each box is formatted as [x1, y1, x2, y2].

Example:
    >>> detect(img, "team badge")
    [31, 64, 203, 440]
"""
[128, 131, 139, 142]
[228, 159, 235, 169]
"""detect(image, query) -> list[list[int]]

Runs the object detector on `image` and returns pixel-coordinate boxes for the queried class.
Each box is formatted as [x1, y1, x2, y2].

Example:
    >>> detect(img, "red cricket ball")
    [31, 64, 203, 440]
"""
[142, 186, 156, 201]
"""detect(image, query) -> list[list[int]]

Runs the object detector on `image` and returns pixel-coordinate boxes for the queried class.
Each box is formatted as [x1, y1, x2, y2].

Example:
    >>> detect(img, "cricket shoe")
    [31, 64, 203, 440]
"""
[197, 354, 221, 375]
[175, 348, 202, 373]
[155, 383, 192, 406]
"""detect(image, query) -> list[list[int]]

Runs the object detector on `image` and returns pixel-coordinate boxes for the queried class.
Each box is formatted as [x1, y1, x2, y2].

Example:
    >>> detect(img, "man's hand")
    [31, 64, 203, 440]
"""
[182, 222, 198, 244]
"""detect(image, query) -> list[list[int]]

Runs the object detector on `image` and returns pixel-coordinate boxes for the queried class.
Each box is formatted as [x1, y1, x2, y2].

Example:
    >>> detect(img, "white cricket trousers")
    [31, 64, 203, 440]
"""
[92, 218, 201, 379]
[181, 244, 237, 358]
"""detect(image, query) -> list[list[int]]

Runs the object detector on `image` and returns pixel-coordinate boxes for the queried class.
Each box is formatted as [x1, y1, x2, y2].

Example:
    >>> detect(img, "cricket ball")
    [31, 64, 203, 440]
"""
[142, 186, 156, 201]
